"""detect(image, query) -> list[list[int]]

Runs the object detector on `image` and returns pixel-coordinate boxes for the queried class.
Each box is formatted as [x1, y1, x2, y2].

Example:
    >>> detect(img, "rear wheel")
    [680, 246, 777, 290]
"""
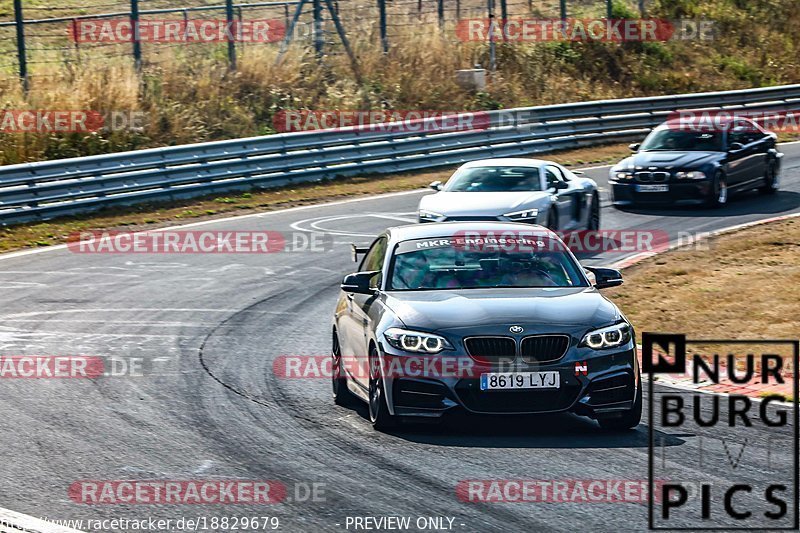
[760, 160, 779, 194]
[546, 208, 558, 231]
[332, 331, 355, 406]
[587, 194, 600, 230]
[706, 171, 728, 208]
[598, 383, 642, 431]
[368, 346, 396, 430]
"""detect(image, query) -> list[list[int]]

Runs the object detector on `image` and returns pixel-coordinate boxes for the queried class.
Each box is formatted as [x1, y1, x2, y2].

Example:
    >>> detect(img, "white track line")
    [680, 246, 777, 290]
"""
[0, 507, 85, 533]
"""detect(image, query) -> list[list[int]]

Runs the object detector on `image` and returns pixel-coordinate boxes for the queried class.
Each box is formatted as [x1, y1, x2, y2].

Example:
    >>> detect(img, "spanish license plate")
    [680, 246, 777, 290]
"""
[480, 371, 560, 390]
[636, 184, 669, 193]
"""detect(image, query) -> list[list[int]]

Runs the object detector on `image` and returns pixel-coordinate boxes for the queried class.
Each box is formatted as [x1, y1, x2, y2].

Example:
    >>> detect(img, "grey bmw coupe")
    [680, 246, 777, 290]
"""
[331, 222, 641, 432]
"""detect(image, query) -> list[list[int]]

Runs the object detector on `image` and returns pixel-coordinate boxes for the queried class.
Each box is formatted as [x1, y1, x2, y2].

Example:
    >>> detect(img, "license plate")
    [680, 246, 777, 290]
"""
[636, 184, 669, 192]
[480, 371, 560, 390]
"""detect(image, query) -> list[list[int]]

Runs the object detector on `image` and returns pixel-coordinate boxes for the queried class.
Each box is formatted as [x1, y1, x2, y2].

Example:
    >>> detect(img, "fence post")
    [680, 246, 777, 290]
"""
[437, 0, 444, 28]
[225, 0, 236, 70]
[606, 0, 613, 19]
[499, 0, 507, 41]
[559, 0, 567, 20]
[130, 0, 142, 71]
[12, 0, 28, 92]
[487, 0, 495, 72]
[313, 0, 323, 57]
[639, 0, 645, 16]
[71, 18, 80, 63]
[378, 0, 388, 53]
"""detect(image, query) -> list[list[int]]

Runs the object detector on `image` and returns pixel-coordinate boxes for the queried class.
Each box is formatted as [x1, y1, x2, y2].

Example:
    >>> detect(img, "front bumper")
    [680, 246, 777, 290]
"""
[377, 341, 639, 420]
[610, 180, 712, 206]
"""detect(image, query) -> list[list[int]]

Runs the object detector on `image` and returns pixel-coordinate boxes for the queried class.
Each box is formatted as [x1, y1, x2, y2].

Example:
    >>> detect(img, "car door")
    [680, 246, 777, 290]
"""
[543, 164, 585, 231]
[350, 236, 387, 388]
[726, 123, 762, 187]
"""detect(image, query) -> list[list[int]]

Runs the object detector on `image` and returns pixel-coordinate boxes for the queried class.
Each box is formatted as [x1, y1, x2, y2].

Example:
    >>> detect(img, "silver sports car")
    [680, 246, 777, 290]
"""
[417, 158, 600, 231]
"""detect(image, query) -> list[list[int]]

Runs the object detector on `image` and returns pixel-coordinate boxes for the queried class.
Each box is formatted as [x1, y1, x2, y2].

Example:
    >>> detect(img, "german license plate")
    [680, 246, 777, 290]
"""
[636, 184, 669, 192]
[480, 371, 560, 390]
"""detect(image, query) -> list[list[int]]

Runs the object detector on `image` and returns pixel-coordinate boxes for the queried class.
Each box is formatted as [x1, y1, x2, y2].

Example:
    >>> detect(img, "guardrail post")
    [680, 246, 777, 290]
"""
[130, 0, 142, 71]
[225, 0, 237, 70]
[12, 0, 28, 93]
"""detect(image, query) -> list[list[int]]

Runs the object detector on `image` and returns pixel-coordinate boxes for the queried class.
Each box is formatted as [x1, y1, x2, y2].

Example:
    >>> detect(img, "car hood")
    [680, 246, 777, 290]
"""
[383, 288, 620, 331]
[419, 191, 547, 217]
[620, 150, 722, 170]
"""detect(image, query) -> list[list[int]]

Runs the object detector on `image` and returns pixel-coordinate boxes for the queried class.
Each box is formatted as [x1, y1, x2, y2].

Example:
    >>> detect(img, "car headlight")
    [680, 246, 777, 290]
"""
[611, 170, 634, 181]
[384, 328, 452, 354]
[418, 209, 443, 221]
[503, 208, 539, 221]
[580, 322, 632, 350]
[675, 171, 706, 180]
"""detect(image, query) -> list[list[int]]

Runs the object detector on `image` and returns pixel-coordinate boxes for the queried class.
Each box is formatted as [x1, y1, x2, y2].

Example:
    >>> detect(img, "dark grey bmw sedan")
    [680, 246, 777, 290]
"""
[332, 222, 640, 432]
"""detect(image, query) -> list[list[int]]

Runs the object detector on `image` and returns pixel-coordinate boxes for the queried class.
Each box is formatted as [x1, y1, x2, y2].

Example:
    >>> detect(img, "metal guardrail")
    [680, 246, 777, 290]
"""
[1, 84, 800, 225]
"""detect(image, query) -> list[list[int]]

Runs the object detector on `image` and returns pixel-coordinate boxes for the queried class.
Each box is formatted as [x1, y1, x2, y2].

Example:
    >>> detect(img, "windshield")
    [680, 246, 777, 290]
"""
[444, 166, 542, 192]
[639, 128, 723, 151]
[388, 237, 588, 290]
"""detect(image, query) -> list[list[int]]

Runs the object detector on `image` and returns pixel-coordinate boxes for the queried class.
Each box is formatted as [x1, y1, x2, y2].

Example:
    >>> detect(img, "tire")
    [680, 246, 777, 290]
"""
[587, 194, 600, 230]
[546, 208, 558, 231]
[368, 346, 396, 430]
[706, 171, 728, 208]
[759, 160, 779, 195]
[332, 331, 355, 406]
[598, 382, 642, 431]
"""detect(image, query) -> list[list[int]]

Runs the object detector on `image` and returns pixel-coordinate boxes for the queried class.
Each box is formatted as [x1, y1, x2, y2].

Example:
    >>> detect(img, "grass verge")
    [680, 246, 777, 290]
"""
[606, 218, 800, 343]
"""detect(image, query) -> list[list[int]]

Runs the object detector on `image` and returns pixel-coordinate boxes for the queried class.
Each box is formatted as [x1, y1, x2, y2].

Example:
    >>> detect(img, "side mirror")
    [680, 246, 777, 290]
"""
[341, 271, 379, 295]
[585, 266, 623, 289]
[552, 181, 569, 190]
[628, 143, 640, 152]
[429, 181, 443, 191]
[728, 142, 744, 152]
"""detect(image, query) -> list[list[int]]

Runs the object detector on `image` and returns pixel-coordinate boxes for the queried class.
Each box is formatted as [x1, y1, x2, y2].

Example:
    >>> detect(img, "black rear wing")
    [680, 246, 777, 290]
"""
[351, 244, 369, 263]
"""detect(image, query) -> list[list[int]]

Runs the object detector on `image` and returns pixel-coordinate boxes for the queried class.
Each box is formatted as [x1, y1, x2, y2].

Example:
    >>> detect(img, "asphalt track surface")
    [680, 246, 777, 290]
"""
[1, 144, 799, 532]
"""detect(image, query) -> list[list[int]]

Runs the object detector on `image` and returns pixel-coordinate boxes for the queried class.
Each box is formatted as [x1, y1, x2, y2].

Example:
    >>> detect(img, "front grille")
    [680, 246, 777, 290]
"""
[587, 373, 634, 406]
[455, 379, 581, 414]
[443, 216, 501, 222]
[464, 336, 516, 365]
[520, 335, 570, 364]
[635, 171, 670, 183]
